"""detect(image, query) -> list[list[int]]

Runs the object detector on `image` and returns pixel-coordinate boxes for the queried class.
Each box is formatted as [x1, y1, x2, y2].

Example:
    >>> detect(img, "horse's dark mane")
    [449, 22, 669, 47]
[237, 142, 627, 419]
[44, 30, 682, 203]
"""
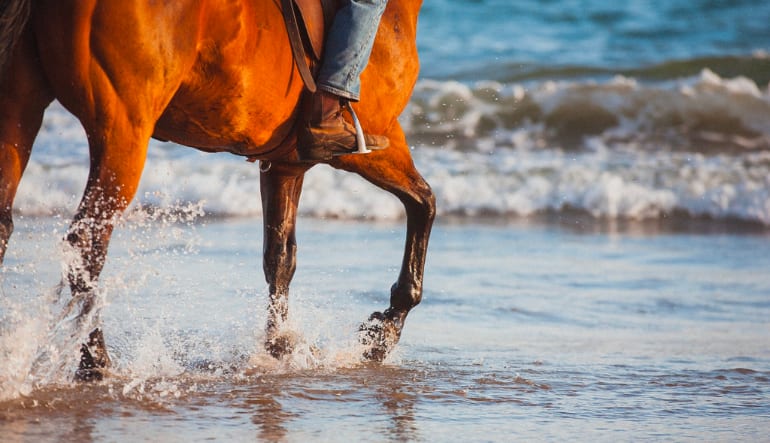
[0, 0, 32, 77]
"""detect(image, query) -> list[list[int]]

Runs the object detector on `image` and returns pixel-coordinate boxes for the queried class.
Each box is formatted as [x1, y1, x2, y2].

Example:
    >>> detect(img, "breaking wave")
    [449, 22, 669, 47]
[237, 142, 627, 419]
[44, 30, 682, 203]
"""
[12, 67, 770, 225]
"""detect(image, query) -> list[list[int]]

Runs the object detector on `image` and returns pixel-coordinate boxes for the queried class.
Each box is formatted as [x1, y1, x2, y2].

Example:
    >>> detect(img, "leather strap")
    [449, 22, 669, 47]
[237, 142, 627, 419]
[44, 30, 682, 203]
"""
[281, 0, 317, 92]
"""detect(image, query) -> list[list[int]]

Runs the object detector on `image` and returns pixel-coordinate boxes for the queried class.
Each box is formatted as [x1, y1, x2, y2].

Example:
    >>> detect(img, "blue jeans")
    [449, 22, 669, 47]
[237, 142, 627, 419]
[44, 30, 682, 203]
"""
[317, 0, 388, 102]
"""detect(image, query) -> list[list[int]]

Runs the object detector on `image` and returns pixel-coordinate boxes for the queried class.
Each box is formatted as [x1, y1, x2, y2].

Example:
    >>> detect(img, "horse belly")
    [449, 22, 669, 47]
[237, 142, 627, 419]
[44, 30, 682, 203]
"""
[153, 78, 300, 157]
[154, 1, 304, 157]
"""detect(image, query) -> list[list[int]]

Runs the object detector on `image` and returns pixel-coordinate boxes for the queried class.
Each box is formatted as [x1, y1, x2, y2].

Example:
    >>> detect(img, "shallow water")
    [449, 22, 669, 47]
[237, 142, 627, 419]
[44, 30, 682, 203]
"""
[1, 215, 769, 441]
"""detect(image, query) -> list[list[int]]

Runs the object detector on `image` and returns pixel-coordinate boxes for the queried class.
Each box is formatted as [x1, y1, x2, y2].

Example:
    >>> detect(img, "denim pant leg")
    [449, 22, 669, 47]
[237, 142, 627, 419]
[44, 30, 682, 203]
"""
[317, 0, 388, 102]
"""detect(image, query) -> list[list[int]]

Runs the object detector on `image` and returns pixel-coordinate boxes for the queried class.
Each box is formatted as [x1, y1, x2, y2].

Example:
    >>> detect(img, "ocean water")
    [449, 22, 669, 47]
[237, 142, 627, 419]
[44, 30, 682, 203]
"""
[10, 0, 770, 225]
[2, 0, 770, 441]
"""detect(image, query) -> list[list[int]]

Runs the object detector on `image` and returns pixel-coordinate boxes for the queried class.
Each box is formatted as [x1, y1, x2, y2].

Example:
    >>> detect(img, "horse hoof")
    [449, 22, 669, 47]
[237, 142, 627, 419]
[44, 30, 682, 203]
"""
[74, 367, 106, 382]
[265, 334, 295, 359]
[359, 311, 402, 362]
[77, 328, 110, 382]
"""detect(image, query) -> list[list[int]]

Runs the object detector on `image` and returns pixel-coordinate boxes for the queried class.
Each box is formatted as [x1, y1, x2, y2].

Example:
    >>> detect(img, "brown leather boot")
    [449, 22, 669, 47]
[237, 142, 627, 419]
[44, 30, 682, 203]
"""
[298, 90, 389, 161]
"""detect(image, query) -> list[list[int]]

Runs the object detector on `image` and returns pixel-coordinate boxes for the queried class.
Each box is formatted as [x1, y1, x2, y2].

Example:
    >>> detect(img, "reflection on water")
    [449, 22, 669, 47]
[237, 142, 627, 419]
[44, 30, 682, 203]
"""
[243, 381, 295, 441]
[2, 362, 767, 442]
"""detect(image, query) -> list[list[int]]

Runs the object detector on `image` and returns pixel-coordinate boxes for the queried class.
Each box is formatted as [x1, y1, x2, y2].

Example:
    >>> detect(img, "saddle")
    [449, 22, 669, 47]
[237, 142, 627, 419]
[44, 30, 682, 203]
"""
[281, 0, 340, 93]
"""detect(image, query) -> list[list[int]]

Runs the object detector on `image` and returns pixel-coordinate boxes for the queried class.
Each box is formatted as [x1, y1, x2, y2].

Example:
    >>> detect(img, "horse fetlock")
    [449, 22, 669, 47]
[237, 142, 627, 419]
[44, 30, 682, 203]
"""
[264, 333, 296, 360]
[389, 282, 422, 311]
[359, 309, 406, 362]
[264, 306, 296, 359]
[264, 325, 297, 359]
[75, 328, 110, 382]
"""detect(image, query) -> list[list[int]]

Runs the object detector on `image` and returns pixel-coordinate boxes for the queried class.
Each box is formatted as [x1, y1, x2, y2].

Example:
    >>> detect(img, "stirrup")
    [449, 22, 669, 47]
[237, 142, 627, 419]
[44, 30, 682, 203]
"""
[344, 102, 372, 154]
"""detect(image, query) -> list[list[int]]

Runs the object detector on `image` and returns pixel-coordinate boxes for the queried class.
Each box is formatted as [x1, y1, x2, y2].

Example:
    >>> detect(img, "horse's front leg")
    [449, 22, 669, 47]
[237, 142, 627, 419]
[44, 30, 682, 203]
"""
[260, 162, 308, 359]
[65, 114, 153, 380]
[332, 126, 436, 361]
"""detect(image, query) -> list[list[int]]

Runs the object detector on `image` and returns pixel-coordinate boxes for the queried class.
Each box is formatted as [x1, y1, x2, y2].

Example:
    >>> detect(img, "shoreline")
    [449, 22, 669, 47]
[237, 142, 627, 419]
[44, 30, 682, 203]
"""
[10, 208, 770, 236]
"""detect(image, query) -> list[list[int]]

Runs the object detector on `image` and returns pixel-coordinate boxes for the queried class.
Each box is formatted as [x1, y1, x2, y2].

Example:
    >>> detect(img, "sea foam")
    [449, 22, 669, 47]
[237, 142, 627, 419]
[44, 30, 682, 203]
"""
[11, 70, 770, 225]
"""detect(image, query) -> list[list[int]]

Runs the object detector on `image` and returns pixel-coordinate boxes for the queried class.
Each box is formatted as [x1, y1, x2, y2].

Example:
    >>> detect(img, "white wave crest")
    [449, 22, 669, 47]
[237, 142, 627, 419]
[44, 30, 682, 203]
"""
[10, 70, 770, 225]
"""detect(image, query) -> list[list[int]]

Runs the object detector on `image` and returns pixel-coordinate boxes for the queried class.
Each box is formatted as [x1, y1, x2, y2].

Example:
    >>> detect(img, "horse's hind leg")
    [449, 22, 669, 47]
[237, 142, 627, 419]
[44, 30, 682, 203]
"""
[0, 31, 53, 264]
[259, 162, 309, 358]
[332, 126, 436, 361]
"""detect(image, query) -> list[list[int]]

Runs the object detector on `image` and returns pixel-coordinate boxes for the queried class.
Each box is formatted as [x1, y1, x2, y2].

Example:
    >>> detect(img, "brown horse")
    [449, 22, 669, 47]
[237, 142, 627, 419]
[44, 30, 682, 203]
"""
[0, 0, 434, 376]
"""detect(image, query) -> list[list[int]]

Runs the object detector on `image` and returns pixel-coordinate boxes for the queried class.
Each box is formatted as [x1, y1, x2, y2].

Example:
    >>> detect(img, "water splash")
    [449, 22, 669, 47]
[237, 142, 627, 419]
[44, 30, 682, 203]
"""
[0, 206, 383, 403]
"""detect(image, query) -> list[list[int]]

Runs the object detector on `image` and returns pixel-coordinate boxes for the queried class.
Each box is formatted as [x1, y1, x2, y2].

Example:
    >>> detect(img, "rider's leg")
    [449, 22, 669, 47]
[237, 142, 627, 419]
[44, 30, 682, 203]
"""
[298, 0, 390, 161]
[317, 0, 388, 102]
